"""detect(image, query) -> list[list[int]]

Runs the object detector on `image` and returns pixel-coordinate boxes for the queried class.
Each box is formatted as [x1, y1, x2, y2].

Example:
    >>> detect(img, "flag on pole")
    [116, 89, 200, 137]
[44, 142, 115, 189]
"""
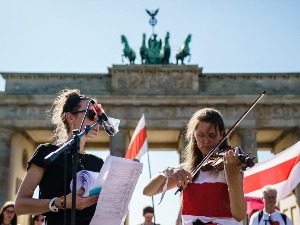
[125, 114, 148, 160]
[244, 140, 300, 201]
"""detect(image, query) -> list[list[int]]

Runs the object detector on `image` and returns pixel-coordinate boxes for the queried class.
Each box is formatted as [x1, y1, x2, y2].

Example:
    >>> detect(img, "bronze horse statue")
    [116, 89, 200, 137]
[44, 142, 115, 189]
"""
[121, 35, 136, 64]
[140, 33, 147, 64]
[160, 32, 171, 64]
[176, 34, 192, 64]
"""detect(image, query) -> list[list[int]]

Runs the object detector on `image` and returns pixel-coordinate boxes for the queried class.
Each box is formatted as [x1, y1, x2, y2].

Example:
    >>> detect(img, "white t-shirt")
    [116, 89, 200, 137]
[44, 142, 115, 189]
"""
[249, 210, 293, 225]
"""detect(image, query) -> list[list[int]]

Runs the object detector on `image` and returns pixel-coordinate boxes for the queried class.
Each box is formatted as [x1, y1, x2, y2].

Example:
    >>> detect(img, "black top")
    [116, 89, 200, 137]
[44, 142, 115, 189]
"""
[28, 143, 104, 225]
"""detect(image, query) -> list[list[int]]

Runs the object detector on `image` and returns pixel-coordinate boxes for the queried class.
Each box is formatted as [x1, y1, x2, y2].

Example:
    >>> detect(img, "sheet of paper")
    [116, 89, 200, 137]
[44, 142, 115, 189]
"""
[89, 155, 143, 225]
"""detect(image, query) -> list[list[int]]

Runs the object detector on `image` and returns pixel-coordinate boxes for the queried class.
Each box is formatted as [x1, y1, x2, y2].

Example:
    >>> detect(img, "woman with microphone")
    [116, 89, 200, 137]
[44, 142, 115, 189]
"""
[15, 88, 117, 225]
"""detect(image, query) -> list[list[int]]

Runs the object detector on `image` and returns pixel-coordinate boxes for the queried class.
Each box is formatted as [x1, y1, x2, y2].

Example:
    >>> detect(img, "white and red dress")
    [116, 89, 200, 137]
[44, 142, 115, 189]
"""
[182, 169, 242, 225]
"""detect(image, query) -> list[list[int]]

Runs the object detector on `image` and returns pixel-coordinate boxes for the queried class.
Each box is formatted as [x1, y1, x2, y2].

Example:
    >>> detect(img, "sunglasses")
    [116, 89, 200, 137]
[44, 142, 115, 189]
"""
[71, 109, 96, 121]
[36, 218, 45, 222]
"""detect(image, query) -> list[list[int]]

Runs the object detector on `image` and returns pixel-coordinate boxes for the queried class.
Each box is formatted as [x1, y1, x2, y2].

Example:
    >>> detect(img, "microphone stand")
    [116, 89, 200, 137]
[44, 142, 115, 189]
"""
[44, 121, 101, 225]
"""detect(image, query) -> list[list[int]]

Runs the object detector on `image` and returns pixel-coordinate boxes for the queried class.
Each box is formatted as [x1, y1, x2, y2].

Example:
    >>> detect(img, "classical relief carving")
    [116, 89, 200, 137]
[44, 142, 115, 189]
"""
[271, 106, 284, 118]
[25, 108, 39, 118]
[115, 72, 195, 91]
[111, 65, 200, 93]
[292, 107, 300, 118]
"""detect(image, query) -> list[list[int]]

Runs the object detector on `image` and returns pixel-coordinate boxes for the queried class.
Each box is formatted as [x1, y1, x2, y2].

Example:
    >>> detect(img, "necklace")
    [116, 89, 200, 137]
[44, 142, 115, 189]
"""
[78, 154, 85, 169]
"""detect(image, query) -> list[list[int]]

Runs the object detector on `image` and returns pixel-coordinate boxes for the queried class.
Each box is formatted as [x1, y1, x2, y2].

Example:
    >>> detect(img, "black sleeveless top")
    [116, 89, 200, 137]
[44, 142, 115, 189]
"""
[28, 143, 104, 225]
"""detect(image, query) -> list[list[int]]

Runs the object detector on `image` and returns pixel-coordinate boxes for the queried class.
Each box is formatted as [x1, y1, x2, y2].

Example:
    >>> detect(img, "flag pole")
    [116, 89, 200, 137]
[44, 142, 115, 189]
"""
[125, 113, 157, 224]
[146, 146, 156, 224]
[143, 114, 156, 224]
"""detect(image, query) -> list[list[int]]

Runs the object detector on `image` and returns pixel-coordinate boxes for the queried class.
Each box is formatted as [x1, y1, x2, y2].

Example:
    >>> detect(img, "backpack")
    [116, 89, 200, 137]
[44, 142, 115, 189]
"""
[258, 209, 287, 224]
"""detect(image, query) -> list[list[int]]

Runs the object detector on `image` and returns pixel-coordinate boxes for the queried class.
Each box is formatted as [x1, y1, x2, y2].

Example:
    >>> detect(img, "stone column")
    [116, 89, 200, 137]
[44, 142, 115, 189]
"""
[109, 130, 128, 157]
[0, 129, 13, 205]
[235, 129, 258, 163]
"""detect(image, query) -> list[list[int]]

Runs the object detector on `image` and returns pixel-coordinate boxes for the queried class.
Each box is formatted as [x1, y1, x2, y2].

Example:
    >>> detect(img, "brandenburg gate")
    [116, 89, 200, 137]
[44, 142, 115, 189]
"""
[0, 64, 299, 223]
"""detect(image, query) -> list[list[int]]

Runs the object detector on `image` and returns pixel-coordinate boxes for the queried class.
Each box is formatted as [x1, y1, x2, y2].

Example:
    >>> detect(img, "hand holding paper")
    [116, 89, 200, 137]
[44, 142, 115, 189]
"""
[90, 155, 143, 225]
[69, 155, 143, 225]
[70, 170, 101, 197]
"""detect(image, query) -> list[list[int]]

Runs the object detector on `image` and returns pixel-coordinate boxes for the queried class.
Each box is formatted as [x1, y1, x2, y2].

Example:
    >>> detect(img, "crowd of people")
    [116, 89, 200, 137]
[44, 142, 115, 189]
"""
[0, 88, 294, 225]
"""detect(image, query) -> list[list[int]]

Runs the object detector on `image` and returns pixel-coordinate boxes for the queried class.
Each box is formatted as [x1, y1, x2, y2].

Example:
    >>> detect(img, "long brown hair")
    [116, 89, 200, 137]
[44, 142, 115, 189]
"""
[183, 108, 230, 176]
[0, 201, 17, 225]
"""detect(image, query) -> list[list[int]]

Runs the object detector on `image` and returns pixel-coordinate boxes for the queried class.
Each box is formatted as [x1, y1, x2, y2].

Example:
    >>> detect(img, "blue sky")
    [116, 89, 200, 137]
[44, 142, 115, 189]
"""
[0, 0, 298, 224]
[1, 1, 300, 79]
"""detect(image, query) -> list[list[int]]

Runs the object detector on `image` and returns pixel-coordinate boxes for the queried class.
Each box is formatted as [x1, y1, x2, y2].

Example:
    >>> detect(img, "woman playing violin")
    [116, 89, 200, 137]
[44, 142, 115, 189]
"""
[143, 108, 247, 225]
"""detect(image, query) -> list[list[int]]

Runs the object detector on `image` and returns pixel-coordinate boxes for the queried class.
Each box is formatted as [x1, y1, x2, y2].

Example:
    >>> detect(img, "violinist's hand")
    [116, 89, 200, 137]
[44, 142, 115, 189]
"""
[223, 149, 242, 185]
[164, 167, 192, 190]
[65, 188, 99, 210]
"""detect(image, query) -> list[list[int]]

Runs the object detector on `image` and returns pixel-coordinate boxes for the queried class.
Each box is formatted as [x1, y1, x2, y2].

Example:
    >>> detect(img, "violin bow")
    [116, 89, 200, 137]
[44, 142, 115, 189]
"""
[175, 90, 266, 195]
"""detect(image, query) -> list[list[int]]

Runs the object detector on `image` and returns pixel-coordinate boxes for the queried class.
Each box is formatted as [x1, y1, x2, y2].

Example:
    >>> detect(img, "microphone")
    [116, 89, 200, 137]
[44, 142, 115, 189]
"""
[91, 103, 120, 136]
[91, 103, 107, 123]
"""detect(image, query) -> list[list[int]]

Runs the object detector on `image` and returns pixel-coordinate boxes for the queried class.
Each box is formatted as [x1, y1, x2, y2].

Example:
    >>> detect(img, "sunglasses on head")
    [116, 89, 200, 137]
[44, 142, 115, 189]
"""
[71, 109, 96, 121]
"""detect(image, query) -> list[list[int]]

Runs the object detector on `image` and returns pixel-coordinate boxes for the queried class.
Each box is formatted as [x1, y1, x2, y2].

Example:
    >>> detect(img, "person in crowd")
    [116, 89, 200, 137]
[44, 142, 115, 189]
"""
[0, 201, 18, 225]
[249, 185, 293, 225]
[143, 108, 247, 225]
[32, 214, 45, 225]
[139, 206, 155, 225]
[15, 89, 107, 225]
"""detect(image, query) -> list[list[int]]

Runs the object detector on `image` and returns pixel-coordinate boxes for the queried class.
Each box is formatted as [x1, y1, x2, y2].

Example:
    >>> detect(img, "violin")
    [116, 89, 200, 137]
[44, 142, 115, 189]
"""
[174, 91, 267, 195]
[200, 146, 256, 172]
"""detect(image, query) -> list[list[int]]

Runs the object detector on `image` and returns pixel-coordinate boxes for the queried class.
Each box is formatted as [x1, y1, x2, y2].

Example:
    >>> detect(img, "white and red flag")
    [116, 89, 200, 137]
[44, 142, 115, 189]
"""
[244, 140, 300, 201]
[125, 114, 148, 160]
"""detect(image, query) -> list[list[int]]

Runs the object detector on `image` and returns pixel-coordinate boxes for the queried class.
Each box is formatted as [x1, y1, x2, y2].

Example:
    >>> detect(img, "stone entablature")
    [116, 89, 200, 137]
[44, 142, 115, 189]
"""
[1, 65, 300, 95]
[0, 94, 299, 130]
[199, 73, 300, 95]
[1, 65, 300, 96]
[109, 65, 200, 94]
[1, 73, 111, 94]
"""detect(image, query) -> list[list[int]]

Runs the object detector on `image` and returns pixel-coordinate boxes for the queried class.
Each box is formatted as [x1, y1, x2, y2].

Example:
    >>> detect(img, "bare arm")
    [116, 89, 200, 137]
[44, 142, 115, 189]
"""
[224, 149, 247, 222]
[143, 167, 192, 196]
[15, 163, 50, 215]
[15, 163, 99, 215]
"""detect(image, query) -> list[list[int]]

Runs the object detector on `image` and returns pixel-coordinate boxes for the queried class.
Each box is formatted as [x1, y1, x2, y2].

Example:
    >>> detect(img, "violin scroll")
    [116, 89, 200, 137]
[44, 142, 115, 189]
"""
[238, 152, 256, 171]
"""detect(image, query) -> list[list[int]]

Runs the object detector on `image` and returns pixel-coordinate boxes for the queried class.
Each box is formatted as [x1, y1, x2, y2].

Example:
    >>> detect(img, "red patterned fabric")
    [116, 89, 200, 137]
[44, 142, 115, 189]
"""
[182, 182, 233, 218]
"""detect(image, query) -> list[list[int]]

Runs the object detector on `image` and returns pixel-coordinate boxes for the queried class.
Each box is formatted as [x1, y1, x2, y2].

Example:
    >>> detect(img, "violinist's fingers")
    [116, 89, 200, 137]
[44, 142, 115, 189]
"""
[178, 172, 189, 188]
[175, 175, 183, 189]
[186, 172, 193, 184]
[171, 169, 191, 189]
[224, 149, 242, 183]
[224, 149, 239, 165]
